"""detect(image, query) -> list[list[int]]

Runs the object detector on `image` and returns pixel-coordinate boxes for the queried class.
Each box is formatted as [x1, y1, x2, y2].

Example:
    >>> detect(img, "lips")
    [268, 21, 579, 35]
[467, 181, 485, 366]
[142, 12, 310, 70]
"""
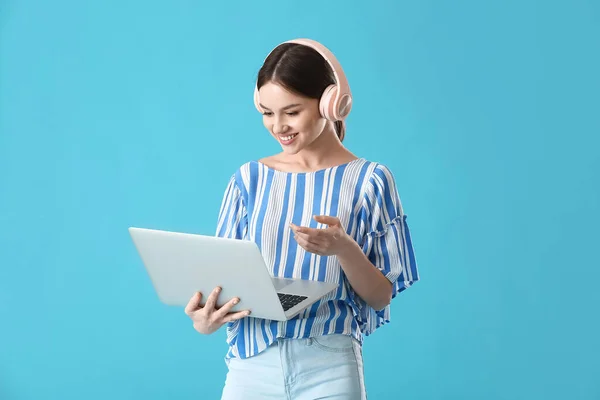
[279, 133, 298, 145]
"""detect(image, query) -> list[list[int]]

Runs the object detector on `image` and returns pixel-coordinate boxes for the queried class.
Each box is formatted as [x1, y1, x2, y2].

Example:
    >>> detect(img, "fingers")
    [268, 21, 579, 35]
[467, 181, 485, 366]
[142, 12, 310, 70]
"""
[184, 288, 250, 334]
[291, 224, 324, 238]
[290, 218, 349, 257]
[294, 232, 312, 248]
[290, 217, 342, 240]
[222, 310, 252, 323]
[294, 233, 322, 255]
[290, 223, 329, 244]
[184, 292, 202, 315]
[204, 286, 221, 310]
[214, 297, 252, 322]
[291, 223, 334, 250]
[313, 215, 340, 226]
[294, 230, 320, 246]
[213, 296, 240, 320]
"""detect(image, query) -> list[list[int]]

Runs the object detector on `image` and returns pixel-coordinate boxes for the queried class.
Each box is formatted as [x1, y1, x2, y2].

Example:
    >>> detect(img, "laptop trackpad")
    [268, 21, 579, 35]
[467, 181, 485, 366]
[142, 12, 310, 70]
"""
[271, 277, 297, 291]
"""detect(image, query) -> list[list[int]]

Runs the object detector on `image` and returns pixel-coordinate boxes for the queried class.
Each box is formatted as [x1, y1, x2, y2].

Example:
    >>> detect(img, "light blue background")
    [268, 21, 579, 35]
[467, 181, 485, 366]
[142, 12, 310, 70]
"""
[1, 1, 599, 399]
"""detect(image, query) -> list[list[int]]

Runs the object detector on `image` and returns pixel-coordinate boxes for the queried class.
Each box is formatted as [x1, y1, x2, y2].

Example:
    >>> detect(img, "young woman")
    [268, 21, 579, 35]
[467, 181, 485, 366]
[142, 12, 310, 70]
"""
[184, 38, 420, 399]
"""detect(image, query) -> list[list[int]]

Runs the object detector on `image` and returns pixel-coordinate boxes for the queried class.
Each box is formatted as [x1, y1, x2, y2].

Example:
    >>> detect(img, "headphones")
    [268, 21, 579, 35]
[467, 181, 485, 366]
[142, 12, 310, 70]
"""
[253, 38, 352, 122]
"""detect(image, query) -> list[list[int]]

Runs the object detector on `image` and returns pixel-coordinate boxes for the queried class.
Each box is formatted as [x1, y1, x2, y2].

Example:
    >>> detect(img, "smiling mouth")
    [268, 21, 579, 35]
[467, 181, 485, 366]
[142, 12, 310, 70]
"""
[279, 133, 298, 144]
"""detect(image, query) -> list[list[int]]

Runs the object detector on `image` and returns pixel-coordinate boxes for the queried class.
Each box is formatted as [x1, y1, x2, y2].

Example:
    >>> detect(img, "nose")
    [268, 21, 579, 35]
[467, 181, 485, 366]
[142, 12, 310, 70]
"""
[272, 117, 290, 135]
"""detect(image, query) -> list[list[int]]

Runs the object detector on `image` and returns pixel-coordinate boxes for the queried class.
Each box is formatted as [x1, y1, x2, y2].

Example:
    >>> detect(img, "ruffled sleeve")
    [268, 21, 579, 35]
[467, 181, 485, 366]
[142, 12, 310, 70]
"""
[348, 163, 419, 335]
[215, 174, 248, 240]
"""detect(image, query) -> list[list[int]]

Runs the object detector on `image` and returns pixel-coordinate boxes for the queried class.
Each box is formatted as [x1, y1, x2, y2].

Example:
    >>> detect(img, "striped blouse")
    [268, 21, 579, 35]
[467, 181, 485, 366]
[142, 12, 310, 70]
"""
[215, 157, 419, 359]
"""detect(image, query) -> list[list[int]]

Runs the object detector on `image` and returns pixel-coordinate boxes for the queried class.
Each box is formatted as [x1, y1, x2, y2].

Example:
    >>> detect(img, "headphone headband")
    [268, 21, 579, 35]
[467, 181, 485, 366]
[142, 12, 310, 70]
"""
[254, 38, 352, 121]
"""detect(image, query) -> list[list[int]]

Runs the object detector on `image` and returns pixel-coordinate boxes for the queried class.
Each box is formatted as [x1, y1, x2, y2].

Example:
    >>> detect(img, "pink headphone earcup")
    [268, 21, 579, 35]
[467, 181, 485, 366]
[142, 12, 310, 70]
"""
[337, 94, 352, 119]
[319, 85, 337, 121]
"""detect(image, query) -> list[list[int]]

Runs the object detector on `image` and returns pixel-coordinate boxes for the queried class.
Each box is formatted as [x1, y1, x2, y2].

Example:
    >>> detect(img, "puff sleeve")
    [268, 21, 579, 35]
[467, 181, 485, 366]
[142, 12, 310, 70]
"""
[348, 163, 419, 335]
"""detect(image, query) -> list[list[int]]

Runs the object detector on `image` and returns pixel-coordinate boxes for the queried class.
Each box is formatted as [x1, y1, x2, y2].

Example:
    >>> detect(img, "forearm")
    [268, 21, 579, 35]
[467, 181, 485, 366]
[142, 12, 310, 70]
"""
[336, 238, 393, 311]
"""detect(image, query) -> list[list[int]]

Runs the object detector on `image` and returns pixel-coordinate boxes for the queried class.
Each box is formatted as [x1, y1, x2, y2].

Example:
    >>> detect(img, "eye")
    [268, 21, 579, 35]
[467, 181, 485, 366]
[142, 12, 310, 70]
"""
[286, 111, 299, 116]
[262, 111, 273, 116]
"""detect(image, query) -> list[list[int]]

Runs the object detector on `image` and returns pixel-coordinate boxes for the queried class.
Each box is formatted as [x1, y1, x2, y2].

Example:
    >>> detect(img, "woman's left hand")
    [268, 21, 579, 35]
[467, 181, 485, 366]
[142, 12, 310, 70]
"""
[290, 215, 353, 257]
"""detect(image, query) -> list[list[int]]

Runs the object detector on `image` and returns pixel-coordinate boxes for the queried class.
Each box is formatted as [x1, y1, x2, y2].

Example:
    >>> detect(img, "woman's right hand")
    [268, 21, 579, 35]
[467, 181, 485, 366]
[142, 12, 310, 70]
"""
[184, 286, 251, 335]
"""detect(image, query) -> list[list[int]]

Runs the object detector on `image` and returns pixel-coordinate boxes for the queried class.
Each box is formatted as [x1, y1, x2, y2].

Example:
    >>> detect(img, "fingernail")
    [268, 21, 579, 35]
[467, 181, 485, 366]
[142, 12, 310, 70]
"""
[216, 287, 221, 293]
[233, 298, 239, 304]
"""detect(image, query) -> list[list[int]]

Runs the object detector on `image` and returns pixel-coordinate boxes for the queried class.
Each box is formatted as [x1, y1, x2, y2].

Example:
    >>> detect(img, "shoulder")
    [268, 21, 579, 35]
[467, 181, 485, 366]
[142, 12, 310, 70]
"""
[359, 160, 405, 217]
[358, 159, 398, 183]
[358, 159, 402, 202]
[230, 154, 285, 174]
[225, 159, 261, 178]
[223, 159, 267, 191]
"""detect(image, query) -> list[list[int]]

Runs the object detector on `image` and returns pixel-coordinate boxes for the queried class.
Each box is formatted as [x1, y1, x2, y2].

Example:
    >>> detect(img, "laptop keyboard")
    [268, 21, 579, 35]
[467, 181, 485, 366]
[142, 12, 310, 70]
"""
[277, 293, 308, 311]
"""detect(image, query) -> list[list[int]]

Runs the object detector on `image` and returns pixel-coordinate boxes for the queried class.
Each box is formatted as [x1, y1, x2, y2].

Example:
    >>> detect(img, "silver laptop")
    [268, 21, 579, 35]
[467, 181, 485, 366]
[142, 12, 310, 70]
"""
[128, 227, 339, 321]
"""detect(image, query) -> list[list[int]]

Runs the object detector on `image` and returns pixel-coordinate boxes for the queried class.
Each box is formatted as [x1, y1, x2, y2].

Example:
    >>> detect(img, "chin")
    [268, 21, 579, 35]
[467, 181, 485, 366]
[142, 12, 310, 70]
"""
[281, 146, 301, 155]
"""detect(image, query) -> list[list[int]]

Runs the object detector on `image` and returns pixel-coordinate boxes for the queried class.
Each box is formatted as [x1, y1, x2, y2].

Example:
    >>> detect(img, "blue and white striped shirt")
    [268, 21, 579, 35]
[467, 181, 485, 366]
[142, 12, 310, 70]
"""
[215, 158, 419, 359]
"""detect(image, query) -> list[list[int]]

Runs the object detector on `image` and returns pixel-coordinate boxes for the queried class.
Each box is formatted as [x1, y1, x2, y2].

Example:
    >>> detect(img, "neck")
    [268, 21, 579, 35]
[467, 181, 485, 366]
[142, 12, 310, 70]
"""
[287, 123, 351, 170]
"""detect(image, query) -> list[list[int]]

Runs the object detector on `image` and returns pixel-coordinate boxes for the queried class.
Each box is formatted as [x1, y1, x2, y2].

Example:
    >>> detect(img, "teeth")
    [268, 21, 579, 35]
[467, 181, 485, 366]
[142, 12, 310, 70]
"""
[281, 134, 297, 141]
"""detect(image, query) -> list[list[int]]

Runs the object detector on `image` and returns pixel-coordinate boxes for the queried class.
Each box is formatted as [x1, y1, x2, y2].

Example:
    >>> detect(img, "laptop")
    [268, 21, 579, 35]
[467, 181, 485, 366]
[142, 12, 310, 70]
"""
[128, 227, 339, 321]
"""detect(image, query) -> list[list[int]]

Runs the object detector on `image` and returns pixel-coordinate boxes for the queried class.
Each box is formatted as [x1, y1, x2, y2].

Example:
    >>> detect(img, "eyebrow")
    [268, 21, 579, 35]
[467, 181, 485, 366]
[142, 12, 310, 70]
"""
[259, 103, 302, 111]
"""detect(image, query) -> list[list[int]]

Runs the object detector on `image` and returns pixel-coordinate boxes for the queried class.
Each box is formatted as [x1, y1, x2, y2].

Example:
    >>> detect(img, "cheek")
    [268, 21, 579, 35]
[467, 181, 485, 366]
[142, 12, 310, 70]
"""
[304, 117, 326, 136]
[297, 115, 323, 133]
[262, 117, 271, 131]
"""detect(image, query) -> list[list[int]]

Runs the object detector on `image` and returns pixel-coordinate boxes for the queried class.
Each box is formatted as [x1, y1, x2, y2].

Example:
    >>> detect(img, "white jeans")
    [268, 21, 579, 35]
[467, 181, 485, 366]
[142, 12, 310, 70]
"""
[221, 334, 367, 399]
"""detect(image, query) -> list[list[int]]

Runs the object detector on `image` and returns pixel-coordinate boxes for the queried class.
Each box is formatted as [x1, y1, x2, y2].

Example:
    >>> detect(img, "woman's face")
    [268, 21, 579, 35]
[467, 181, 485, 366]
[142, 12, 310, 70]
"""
[258, 81, 328, 154]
